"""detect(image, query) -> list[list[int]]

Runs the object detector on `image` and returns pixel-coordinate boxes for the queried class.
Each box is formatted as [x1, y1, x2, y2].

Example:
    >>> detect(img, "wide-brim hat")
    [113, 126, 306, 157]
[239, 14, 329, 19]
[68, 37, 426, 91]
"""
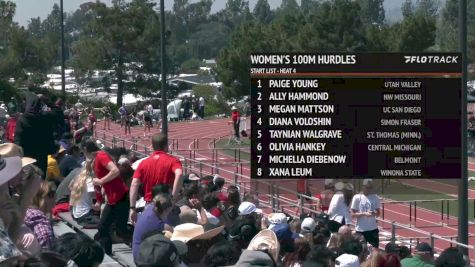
[0, 156, 22, 187]
[170, 223, 224, 243]
[247, 229, 280, 264]
[0, 143, 37, 167]
[231, 106, 237, 110]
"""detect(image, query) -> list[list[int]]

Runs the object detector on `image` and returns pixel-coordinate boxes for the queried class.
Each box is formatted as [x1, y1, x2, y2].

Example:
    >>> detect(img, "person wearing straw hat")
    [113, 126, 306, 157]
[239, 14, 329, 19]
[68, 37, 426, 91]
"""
[231, 106, 241, 141]
[350, 179, 380, 248]
[171, 223, 225, 265]
[233, 229, 280, 267]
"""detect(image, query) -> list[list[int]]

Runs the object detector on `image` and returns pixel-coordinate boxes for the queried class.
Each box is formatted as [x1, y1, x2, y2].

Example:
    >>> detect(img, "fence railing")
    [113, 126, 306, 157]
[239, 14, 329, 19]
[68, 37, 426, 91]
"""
[95, 134, 474, 262]
[95, 130, 251, 166]
[380, 198, 475, 228]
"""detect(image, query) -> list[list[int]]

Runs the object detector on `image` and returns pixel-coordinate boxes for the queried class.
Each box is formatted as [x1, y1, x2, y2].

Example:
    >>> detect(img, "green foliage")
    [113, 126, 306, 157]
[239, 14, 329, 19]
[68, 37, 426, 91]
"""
[358, 0, 385, 25]
[0, 79, 18, 100]
[192, 85, 229, 116]
[181, 58, 202, 73]
[437, 0, 475, 63]
[253, 0, 273, 23]
[394, 12, 436, 51]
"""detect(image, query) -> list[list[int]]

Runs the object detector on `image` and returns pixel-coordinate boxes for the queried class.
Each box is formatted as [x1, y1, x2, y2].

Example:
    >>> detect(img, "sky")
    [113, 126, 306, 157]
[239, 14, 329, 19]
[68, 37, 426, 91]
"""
[12, 0, 407, 27]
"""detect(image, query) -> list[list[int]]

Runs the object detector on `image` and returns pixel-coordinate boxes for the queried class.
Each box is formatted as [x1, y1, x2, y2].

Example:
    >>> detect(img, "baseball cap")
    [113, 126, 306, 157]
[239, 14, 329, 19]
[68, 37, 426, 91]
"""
[301, 217, 316, 234]
[334, 182, 345, 191]
[136, 234, 186, 267]
[335, 253, 359, 267]
[238, 202, 262, 216]
[415, 242, 433, 254]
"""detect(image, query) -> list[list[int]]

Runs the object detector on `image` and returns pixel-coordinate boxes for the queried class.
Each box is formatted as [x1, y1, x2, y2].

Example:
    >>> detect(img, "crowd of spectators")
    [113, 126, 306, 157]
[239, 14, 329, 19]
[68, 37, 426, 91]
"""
[0, 93, 470, 267]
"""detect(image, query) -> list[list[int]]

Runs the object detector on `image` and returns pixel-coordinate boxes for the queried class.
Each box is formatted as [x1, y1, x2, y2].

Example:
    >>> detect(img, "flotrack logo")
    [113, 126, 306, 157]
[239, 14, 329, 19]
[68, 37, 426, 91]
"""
[404, 55, 459, 64]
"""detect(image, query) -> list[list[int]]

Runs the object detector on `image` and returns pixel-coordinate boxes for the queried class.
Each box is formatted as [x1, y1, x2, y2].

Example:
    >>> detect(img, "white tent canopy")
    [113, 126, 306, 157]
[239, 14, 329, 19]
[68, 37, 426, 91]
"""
[109, 94, 146, 105]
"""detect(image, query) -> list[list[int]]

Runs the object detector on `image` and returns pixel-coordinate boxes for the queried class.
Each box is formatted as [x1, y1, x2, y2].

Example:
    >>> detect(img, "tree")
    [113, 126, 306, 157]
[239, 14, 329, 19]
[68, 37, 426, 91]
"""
[297, 0, 367, 52]
[300, 0, 320, 16]
[0, 1, 16, 48]
[416, 0, 439, 18]
[278, 0, 300, 17]
[358, 0, 385, 25]
[394, 12, 436, 51]
[218, 0, 251, 30]
[402, 0, 414, 18]
[71, 0, 158, 106]
[253, 0, 272, 23]
[437, 0, 475, 63]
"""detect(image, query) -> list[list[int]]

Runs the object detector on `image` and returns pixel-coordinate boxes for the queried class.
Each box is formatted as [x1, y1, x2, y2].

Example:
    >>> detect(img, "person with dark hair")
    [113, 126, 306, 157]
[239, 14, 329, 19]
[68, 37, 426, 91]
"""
[129, 133, 183, 225]
[101, 106, 111, 130]
[202, 240, 242, 267]
[435, 247, 465, 267]
[328, 183, 353, 232]
[210, 175, 228, 205]
[14, 94, 57, 175]
[401, 242, 434, 267]
[399, 245, 411, 260]
[201, 193, 222, 227]
[283, 238, 311, 267]
[383, 254, 402, 267]
[229, 215, 260, 249]
[59, 145, 82, 178]
[59, 132, 73, 152]
[222, 186, 241, 227]
[231, 106, 241, 140]
[132, 193, 174, 261]
[303, 245, 335, 267]
[84, 138, 129, 254]
[22, 251, 71, 267]
[340, 237, 363, 259]
[51, 98, 66, 141]
[55, 233, 104, 267]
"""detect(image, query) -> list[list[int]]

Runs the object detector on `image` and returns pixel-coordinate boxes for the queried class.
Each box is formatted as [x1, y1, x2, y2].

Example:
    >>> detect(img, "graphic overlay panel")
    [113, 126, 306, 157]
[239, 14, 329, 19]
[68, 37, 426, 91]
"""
[250, 53, 462, 180]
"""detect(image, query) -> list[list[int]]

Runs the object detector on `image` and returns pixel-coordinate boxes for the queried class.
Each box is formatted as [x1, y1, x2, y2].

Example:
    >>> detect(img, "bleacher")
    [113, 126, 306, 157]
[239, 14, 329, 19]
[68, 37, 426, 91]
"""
[54, 213, 136, 267]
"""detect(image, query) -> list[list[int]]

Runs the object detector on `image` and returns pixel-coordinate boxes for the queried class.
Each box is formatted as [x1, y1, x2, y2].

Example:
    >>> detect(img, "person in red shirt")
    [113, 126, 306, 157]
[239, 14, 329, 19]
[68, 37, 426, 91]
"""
[5, 114, 17, 143]
[231, 106, 240, 140]
[128, 133, 183, 225]
[87, 108, 97, 135]
[83, 138, 129, 254]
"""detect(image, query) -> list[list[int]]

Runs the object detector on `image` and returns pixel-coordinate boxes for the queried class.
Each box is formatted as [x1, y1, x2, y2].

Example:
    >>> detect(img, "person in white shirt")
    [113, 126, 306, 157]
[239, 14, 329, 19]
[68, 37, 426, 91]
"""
[198, 97, 205, 119]
[69, 166, 100, 226]
[328, 182, 354, 232]
[350, 179, 380, 248]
